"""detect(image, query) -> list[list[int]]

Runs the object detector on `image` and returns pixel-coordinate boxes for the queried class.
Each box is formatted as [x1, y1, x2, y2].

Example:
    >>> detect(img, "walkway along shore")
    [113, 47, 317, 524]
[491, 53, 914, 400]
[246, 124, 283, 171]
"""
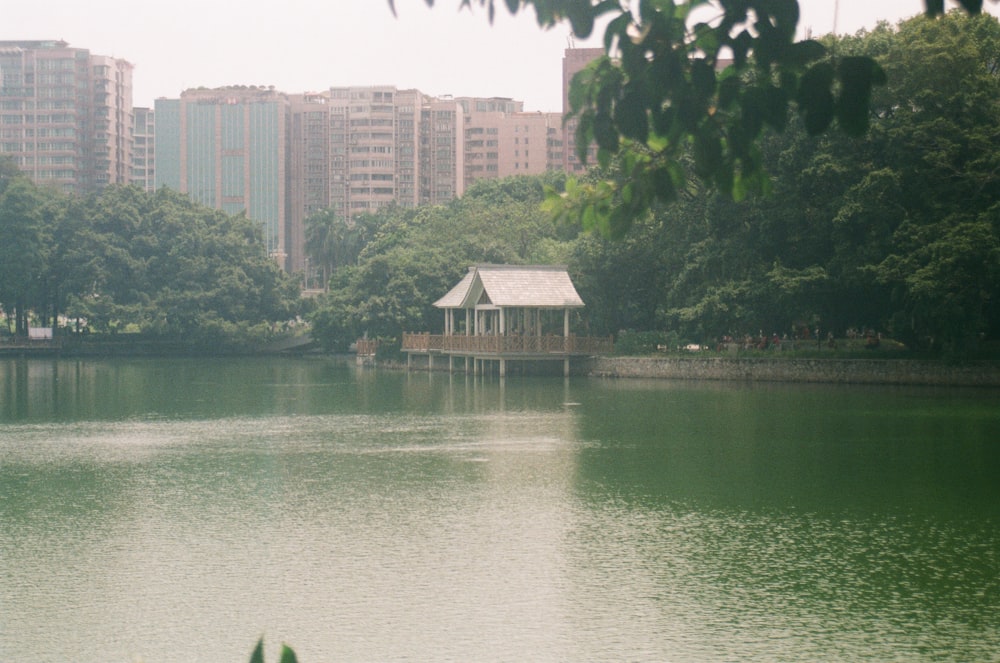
[577, 356, 1000, 387]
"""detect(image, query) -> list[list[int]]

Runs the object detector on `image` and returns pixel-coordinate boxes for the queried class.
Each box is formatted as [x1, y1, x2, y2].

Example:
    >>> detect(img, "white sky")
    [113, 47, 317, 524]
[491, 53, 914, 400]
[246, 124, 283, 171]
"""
[2, 0, 997, 111]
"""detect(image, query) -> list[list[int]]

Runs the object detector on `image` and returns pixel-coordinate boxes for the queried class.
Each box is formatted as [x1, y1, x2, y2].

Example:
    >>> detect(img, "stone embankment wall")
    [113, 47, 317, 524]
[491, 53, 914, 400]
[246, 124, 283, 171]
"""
[580, 356, 1000, 387]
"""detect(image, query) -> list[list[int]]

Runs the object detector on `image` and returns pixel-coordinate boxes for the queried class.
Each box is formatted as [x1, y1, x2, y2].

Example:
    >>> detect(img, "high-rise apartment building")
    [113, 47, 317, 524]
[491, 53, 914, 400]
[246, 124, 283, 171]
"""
[458, 96, 563, 188]
[153, 86, 293, 270]
[286, 86, 426, 273]
[0, 40, 133, 194]
[420, 96, 465, 205]
[287, 86, 465, 268]
[288, 92, 332, 238]
[330, 86, 427, 215]
[131, 106, 154, 191]
[154, 50, 606, 274]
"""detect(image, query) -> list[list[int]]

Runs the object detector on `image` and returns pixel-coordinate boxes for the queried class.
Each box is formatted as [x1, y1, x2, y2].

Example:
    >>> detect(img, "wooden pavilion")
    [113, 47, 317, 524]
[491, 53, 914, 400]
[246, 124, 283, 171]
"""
[401, 264, 613, 376]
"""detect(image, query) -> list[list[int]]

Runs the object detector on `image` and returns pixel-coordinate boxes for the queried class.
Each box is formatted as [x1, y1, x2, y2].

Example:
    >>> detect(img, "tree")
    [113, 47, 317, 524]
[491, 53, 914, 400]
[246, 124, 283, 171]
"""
[553, 10, 1000, 352]
[0, 155, 22, 195]
[46, 186, 304, 345]
[308, 174, 578, 349]
[304, 208, 375, 289]
[401, 0, 983, 233]
[0, 179, 47, 335]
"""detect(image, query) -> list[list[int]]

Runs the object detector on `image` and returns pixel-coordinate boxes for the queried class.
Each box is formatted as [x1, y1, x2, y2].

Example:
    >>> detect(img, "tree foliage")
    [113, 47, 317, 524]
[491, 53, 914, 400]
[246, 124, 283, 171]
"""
[400, 0, 983, 234]
[331, 11, 999, 356]
[309, 173, 578, 350]
[574, 11, 1000, 353]
[0, 181, 301, 348]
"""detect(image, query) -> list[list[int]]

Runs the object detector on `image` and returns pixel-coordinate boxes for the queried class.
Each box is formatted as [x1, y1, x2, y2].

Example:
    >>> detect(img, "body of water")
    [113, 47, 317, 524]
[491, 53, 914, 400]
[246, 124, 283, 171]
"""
[1, 357, 998, 662]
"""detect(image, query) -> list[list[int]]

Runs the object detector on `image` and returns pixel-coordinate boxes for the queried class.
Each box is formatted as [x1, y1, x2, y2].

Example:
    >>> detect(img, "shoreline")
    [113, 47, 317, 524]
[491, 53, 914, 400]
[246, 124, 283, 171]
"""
[5, 347, 999, 387]
[578, 355, 1000, 387]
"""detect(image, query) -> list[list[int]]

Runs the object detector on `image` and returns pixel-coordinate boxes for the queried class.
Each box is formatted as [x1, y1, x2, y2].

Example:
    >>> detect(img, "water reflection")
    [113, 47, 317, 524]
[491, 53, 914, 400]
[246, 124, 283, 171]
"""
[1, 358, 998, 661]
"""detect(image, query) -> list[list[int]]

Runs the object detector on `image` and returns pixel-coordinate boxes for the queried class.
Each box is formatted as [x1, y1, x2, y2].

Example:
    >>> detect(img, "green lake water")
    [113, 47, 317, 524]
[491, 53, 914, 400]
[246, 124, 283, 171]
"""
[1, 357, 998, 662]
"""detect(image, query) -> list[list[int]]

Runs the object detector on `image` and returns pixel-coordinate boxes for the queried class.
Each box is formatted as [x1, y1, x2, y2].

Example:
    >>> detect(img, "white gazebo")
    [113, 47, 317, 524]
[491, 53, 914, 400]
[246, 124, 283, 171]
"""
[402, 264, 613, 376]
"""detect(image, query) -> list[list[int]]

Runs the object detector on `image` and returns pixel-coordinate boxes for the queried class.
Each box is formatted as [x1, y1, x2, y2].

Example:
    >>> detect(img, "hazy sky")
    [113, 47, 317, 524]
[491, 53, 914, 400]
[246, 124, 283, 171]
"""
[2, 1, 997, 111]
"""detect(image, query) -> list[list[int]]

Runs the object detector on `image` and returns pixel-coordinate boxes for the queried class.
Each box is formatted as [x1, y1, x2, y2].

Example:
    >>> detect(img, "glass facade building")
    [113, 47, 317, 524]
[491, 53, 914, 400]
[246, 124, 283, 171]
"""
[154, 88, 291, 270]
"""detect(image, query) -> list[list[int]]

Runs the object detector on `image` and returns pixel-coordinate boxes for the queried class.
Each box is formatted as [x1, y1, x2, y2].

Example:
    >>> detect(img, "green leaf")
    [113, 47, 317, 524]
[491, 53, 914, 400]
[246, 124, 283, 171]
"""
[651, 165, 677, 203]
[740, 88, 765, 139]
[593, 111, 619, 152]
[567, 1, 596, 38]
[615, 89, 649, 142]
[596, 146, 613, 169]
[693, 127, 722, 180]
[797, 62, 836, 134]
[788, 39, 827, 66]
[693, 22, 720, 55]
[717, 72, 740, 110]
[729, 30, 754, 68]
[690, 59, 716, 100]
[603, 13, 631, 53]
[249, 638, 265, 663]
[651, 107, 676, 138]
[279, 644, 299, 663]
[574, 110, 595, 162]
[836, 56, 883, 135]
[762, 85, 789, 131]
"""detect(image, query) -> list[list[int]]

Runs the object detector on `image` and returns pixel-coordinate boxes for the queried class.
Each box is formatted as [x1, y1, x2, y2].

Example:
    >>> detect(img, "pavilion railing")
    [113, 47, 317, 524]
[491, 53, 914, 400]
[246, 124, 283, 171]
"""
[355, 338, 379, 357]
[402, 332, 613, 355]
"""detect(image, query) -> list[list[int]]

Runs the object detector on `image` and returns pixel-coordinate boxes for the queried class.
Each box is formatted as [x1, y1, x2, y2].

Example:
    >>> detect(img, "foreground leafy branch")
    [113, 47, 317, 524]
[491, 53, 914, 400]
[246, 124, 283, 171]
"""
[395, 0, 983, 235]
[250, 637, 298, 663]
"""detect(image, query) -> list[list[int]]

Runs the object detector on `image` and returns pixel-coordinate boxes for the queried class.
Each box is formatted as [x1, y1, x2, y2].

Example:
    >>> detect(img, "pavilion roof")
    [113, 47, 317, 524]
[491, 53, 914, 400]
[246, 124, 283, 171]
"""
[434, 264, 585, 309]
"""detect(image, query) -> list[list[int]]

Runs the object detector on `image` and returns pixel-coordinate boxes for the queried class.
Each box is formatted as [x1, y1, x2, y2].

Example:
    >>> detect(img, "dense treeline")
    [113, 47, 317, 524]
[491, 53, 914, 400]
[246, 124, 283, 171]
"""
[0, 170, 301, 348]
[309, 12, 999, 356]
[308, 173, 579, 351]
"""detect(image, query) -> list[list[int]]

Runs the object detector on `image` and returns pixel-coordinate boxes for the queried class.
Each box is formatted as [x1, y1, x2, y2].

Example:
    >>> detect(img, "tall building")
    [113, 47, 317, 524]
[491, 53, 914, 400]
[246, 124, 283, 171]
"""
[156, 54, 596, 274]
[420, 96, 464, 205]
[0, 40, 133, 194]
[562, 47, 603, 173]
[287, 86, 466, 267]
[331, 86, 427, 215]
[459, 97, 563, 188]
[131, 106, 154, 191]
[288, 92, 332, 252]
[286, 86, 426, 273]
[154, 86, 293, 270]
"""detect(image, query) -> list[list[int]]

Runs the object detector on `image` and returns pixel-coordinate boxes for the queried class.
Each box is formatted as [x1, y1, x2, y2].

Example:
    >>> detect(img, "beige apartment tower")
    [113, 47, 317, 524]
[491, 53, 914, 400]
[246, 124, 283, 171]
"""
[0, 40, 133, 194]
[287, 87, 467, 267]
[458, 96, 562, 189]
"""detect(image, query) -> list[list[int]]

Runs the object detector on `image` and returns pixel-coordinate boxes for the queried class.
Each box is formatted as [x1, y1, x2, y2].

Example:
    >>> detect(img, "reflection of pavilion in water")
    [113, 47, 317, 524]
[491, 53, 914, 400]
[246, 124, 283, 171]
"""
[402, 264, 613, 377]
